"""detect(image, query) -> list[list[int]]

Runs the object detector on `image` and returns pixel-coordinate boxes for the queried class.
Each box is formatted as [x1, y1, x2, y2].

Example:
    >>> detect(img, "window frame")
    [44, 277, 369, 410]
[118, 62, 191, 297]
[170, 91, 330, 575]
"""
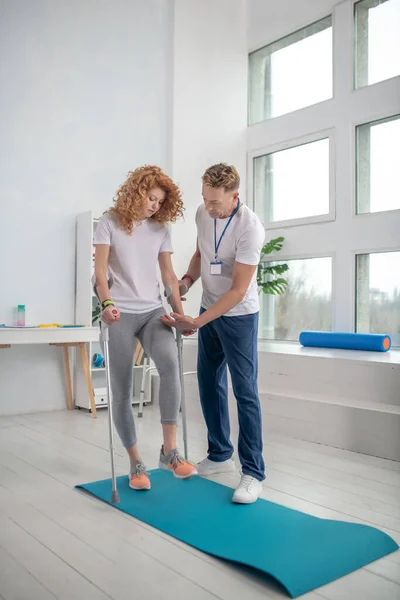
[258, 251, 336, 342]
[353, 0, 400, 90]
[351, 109, 400, 219]
[351, 245, 400, 336]
[248, 128, 336, 230]
[247, 0, 400, 341]
[248, 14, 334, 125]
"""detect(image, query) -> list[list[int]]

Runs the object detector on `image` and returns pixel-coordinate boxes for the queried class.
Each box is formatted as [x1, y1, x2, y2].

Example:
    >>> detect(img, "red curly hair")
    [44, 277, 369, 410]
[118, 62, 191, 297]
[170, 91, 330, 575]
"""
[109, 165, 184, 235]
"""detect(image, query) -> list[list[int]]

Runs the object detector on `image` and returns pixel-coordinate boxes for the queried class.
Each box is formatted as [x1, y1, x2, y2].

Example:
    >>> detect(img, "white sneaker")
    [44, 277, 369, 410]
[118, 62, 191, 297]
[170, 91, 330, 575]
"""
[197, 457, 236, 476]
[232, 474, 263, 504]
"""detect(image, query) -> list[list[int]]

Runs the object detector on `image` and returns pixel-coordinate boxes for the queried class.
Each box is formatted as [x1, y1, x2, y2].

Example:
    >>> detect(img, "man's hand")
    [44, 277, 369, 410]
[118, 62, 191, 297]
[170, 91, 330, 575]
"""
[160, 313, 197, 336]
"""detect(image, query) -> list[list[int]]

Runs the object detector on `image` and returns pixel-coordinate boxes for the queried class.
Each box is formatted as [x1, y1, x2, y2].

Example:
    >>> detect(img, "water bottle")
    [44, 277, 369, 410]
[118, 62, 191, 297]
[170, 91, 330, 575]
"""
[17, 304, 26, 327]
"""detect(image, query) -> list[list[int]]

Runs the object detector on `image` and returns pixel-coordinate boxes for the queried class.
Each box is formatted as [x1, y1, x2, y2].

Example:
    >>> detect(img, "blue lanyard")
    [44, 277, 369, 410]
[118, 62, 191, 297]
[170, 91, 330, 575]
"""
[214, 199, 240, 260]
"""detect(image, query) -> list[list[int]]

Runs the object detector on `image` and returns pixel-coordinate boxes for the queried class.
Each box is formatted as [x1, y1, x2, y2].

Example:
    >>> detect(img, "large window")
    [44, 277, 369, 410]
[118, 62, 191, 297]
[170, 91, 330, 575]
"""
[356, 114, 400, 214]
[355, 0, 400, 88]
[253, 136, 331, 226]
[249, 4, 400, 343]
[259, 257, 333, 341]
[248, 17, 332, 124]
[356, 252, 400, 346]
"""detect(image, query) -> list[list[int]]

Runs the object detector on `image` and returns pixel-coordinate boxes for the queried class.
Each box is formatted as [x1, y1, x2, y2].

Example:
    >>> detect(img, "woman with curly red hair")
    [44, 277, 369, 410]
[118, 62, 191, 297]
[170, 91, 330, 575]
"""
[94, 165, 197, 490]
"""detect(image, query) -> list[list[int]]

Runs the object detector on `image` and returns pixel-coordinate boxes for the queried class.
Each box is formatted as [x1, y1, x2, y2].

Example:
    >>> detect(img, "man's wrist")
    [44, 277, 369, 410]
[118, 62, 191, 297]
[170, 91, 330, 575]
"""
[194, 314, 206, 329]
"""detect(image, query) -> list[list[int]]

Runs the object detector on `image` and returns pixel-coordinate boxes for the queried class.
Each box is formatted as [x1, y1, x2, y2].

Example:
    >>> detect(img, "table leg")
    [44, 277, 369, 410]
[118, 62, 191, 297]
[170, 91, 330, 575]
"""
[63, 345, 74, 410]
[79, 343, 97, 418]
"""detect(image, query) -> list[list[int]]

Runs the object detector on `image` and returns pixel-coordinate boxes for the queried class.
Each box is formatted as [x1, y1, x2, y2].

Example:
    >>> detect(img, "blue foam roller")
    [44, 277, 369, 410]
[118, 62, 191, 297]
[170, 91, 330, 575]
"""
[299, 331, 391, 352]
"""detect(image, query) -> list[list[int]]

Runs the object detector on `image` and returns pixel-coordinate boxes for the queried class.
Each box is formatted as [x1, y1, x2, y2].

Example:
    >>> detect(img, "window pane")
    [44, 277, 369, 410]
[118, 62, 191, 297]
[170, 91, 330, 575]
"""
[356, 252, 400, 346]
[259, 257, 332, 341]
[356, 115, 400, 214]
[249, 17, 332, 124]
[253, 138, 330, 223]
[355, 0, 400, 88]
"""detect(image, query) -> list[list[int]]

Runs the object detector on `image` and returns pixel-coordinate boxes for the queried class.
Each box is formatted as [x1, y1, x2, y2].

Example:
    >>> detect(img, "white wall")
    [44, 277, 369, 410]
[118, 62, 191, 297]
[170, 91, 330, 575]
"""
[169, 0, 248, 318]
[0, 0, 171, 414]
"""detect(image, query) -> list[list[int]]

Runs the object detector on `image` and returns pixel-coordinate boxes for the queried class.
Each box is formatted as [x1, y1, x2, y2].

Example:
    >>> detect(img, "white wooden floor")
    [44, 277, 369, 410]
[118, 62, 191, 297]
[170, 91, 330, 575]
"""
[0, 393, 399, 600]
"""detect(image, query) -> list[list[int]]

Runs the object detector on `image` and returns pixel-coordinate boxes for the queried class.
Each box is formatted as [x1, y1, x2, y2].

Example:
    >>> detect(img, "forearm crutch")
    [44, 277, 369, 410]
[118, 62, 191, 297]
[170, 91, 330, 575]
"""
[101, 321, 120, 504]
[93, 276, 120, 504]
[165, 284, 189, 460]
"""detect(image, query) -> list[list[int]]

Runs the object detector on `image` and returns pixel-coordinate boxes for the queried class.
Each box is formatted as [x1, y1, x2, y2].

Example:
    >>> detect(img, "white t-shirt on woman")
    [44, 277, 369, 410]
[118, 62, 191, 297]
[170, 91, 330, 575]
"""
[94, 212, 173, 314]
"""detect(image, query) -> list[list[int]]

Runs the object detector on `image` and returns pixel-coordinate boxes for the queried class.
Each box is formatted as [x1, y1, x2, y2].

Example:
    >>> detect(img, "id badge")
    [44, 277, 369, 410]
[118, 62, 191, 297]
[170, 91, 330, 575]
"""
[210, 261, 222, 276]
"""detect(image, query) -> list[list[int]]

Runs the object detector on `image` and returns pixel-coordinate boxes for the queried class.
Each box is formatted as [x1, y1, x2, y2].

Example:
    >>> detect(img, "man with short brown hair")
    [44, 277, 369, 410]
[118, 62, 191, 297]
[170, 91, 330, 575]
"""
[162, 163, 266, 503]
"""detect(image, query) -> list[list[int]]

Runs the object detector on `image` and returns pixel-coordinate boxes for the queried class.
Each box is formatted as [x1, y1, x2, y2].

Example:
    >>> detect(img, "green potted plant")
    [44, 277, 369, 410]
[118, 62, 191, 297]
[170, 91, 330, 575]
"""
[92, 299, 101, 325]
[257, 236, 289, 296]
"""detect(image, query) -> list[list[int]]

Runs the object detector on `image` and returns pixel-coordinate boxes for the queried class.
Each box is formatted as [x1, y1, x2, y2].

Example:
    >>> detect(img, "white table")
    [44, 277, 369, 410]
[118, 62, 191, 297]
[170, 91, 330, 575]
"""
[0, 326, 100, 417]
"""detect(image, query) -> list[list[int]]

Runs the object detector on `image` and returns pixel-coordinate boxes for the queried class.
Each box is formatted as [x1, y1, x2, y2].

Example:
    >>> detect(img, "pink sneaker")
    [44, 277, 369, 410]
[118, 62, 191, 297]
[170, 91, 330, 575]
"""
[158, 448, 198, 479]
[129, 461, 151, 490]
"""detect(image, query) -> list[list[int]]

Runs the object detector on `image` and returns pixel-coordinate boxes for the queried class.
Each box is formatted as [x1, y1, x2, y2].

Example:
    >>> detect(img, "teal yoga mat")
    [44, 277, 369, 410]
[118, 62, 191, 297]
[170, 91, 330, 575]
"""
[76, 470, 398, 598]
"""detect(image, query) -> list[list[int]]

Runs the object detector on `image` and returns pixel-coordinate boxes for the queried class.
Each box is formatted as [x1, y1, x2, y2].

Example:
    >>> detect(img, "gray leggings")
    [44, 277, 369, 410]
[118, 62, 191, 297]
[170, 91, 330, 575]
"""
[107, 308, 180, 449]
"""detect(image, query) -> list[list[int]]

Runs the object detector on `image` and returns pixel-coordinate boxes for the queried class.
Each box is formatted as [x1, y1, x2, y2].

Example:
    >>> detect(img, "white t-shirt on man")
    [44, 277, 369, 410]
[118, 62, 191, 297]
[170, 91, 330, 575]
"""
[94, 212, 173, 313]
[195, 202, 265, 317]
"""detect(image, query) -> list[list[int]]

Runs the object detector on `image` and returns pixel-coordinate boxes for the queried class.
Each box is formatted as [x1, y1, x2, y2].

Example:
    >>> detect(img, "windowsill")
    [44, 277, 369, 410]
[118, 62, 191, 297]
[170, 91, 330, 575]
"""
[263, 212, 335, 230]
[257, 339, 400, 364]
[184, 336, 400, 364]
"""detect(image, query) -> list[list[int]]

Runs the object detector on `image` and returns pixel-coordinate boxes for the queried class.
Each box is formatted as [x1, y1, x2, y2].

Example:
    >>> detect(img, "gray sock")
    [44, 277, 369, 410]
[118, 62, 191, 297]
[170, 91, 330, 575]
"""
[159, 447, 180, 465]
[130, 460, 147, 474]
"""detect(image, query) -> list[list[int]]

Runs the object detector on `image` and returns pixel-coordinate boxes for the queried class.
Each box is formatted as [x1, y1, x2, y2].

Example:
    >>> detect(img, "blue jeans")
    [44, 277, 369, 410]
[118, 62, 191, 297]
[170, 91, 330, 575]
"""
[197, 309, 265, 481]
